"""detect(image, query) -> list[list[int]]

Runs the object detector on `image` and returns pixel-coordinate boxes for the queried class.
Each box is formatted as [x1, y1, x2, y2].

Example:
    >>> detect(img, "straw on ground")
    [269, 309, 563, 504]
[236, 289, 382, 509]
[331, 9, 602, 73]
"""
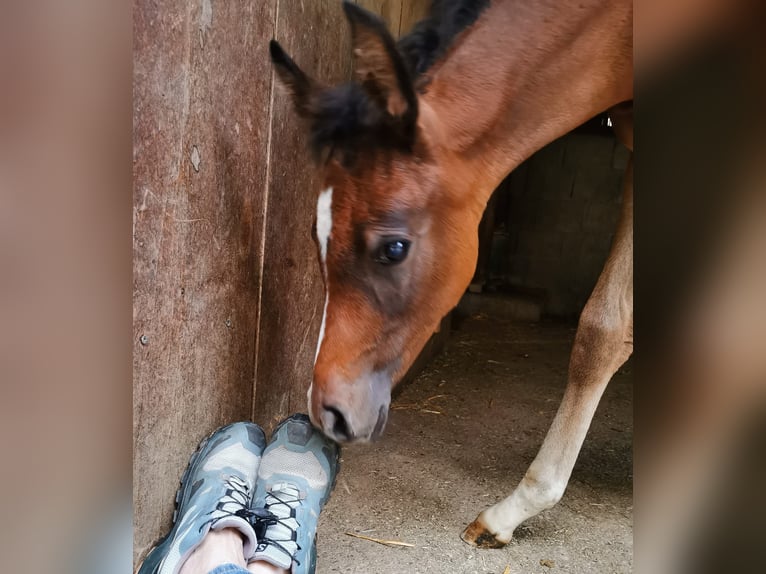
[345, 532, 415, 548]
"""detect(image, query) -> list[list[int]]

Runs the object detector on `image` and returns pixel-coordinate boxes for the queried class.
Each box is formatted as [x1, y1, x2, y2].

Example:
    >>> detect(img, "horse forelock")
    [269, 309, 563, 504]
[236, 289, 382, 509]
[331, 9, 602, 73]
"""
[305, 0, 490, 166]
[307, 84, 418, 165]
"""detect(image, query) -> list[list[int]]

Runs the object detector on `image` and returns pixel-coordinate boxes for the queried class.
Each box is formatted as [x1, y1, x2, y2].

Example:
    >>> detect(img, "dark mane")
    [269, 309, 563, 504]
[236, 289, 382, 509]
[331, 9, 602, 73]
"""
[307, 83, 416, 165]
[397, 0, 490, 78]
[290, 0, 490, 164]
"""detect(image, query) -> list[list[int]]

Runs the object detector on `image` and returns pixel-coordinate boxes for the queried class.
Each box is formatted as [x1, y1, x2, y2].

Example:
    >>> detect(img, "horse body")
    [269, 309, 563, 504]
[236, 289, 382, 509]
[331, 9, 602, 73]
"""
[271, 0, 633, 548]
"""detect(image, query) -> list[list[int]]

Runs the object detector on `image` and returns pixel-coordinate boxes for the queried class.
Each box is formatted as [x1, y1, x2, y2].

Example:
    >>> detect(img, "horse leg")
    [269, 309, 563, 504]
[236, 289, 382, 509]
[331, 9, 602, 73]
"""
[462, 157, 634, 548]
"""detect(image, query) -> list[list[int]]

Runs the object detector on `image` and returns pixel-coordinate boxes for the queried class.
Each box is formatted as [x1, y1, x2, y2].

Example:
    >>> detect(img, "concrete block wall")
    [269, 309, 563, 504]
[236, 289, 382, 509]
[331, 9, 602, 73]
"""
[493, 132, 629, 319]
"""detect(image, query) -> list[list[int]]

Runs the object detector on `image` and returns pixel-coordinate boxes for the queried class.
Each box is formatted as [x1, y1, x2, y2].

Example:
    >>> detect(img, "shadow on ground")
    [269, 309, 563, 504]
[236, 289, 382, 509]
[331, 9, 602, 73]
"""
[317, 315, 633, 573]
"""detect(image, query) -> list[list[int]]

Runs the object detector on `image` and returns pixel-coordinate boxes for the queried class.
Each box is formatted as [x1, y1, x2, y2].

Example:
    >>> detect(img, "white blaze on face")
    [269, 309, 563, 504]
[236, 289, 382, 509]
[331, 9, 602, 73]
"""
[314, 294, 328, 364]
[316, 187, 333, 264]
[314, 187, 333, 366]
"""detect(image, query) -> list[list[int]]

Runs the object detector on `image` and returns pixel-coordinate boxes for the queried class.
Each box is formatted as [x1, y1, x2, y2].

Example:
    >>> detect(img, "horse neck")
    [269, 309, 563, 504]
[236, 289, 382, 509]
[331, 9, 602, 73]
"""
[422, 0, 633, 212]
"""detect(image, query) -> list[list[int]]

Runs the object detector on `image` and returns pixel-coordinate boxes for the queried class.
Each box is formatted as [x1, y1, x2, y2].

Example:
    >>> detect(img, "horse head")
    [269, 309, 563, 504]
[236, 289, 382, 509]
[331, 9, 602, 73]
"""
[270, 2, 484, 442]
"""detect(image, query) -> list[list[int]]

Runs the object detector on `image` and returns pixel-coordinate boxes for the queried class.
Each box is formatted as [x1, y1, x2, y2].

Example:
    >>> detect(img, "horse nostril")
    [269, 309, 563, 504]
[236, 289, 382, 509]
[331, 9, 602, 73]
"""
[324, 405, 353, 441]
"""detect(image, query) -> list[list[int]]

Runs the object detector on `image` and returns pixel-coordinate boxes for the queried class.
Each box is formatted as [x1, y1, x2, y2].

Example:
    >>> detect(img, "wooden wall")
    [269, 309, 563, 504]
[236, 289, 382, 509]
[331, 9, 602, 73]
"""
[133, 0, 431, 565]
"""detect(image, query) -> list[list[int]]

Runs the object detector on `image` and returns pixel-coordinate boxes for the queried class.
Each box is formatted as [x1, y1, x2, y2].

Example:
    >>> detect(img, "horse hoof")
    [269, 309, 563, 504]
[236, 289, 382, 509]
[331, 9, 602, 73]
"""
[461, 518, 508, 549]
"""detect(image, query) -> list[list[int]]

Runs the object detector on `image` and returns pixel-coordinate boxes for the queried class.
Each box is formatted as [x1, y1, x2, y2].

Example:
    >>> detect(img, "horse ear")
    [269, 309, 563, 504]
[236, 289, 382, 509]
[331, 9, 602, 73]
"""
[269, 40, 318, 117]
[342, 1, 418, 126]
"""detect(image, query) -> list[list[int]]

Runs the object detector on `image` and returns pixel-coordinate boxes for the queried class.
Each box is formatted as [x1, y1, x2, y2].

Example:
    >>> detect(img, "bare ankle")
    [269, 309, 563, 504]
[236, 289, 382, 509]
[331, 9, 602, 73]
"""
[178, 528, 247, 574]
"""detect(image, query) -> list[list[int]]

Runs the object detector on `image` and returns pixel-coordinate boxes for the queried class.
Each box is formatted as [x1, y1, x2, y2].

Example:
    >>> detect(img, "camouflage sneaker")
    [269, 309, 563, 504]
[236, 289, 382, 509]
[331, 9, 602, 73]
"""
[138, 422, 267, 574]
[250, 414, 340, 574]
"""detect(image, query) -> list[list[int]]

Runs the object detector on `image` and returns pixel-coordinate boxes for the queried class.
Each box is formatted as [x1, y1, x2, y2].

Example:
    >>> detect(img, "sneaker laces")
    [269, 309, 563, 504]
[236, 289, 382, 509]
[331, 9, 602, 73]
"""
[200, 475, 256, 532]
[251, 482, 303, 567]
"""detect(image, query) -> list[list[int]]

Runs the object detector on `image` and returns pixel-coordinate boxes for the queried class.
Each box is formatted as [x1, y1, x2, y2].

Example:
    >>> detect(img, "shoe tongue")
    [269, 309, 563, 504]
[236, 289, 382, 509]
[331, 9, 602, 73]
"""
[209, 515, 259, 559]
[269, 482, 301, 511]
[252, 543, 293, 570]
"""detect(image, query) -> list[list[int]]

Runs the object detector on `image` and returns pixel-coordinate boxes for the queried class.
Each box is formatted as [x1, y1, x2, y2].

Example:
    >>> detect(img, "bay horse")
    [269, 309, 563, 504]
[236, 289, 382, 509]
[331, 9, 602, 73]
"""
[270, 0, 633, 548]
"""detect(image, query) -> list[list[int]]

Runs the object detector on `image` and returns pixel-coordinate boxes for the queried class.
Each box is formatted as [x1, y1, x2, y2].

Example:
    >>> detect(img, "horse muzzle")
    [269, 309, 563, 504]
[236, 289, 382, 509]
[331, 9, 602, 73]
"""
[308, 369, 391, 443]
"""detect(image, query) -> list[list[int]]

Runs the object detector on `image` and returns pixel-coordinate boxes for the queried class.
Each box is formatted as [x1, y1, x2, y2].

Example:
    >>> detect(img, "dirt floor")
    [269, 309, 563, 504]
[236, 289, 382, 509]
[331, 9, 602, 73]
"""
[316, 314, 633, 573]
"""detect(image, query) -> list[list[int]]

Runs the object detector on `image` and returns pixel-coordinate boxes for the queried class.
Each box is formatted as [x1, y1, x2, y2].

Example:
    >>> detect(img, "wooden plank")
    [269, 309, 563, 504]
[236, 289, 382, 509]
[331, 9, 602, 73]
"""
[398, 0, 432, 37]
[252, 1, 354, 431]
[355, 1, 432, 39]
[132, 0, 276, 564]
[356, 0, 404, 36]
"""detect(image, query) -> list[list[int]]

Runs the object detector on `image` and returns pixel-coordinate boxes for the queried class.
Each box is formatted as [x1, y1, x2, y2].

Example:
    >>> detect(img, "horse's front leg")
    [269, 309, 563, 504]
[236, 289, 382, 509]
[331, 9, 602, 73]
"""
[462, 158, 634, 548]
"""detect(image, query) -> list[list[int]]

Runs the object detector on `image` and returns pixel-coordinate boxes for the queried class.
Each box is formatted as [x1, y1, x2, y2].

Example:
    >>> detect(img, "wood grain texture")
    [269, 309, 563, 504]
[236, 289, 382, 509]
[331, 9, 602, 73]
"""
[134, 0, 436, 566]
[252, 0, 353, 431]
[356, 0, 404, 34]
[133, 0, 276, 563]
[356, 0, 432, 38]
[398, 0, 432, 36]
[251, 0, 432, 431]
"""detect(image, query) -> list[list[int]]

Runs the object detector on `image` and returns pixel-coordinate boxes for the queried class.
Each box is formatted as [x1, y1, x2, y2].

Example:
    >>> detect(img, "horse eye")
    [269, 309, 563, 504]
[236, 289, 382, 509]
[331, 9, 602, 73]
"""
[377, 239, 410, 265]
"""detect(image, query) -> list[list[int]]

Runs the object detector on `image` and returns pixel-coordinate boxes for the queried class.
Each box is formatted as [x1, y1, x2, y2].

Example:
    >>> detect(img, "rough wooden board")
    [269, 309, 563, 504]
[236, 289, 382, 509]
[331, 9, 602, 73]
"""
[355, 0, 404, 35]
[356, 0, 431, 38]
[133, 0, 441, 565]
[252, 0, 354, 431]
[398, 0, 432, 36]
[132, 0, 276, 564]
[252, 0, 441, 430]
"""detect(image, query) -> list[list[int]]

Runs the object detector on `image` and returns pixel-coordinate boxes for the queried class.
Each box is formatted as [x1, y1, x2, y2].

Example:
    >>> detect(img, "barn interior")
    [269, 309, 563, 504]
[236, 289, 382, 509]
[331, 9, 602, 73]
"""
[315, 120, 634, 573]
[133, 1, 633, 572]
